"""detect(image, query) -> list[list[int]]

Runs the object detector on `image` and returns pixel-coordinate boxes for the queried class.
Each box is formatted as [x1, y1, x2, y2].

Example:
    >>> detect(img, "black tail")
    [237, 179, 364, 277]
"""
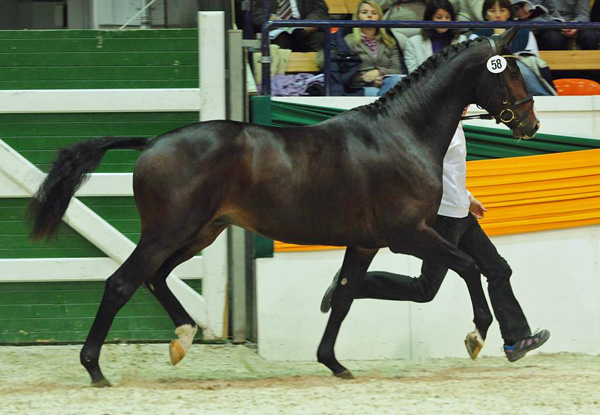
[28, 137, 149, 241]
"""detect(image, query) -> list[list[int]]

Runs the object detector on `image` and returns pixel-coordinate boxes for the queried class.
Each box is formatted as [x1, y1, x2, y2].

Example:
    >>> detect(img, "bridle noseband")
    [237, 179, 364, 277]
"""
[462, 37, 534, 134]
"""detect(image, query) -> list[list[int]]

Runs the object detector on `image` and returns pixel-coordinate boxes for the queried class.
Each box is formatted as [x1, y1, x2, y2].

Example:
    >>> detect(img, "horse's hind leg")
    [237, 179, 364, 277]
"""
[80, 236, 182, 387]
[144, 223, 227, 365]
[317, 247, 377, 378]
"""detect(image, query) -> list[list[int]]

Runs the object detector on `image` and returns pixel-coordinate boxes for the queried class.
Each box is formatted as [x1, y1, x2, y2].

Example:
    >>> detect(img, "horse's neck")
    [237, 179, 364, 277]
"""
[396, 59, 476, 160]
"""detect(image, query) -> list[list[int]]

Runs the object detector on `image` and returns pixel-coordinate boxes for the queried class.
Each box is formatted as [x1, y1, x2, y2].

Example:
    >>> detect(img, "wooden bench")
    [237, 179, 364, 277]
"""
[539, 50, 600, 71]
[286, 50, 600, 73]
[327, 0, 359, 15]
[287, 52, 319, 72]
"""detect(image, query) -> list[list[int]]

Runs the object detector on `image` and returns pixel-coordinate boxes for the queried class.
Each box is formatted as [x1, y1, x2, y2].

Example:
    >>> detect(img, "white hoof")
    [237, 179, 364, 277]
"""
[169, 324, 197, 366]
[464, 328, 484, 360]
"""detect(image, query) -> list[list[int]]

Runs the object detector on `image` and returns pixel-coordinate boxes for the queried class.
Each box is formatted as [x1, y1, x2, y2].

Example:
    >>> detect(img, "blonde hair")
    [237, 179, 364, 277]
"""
[352, 0, 397, 50]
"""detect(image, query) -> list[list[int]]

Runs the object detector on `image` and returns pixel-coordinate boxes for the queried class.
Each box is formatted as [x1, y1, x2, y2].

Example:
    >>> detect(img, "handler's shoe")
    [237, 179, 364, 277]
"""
[503, 329, 550, 362]
[320, 269, 341, 313]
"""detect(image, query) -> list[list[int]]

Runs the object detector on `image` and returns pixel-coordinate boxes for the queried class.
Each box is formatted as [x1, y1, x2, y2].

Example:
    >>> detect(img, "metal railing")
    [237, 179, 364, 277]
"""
[259, 19, 600, 96]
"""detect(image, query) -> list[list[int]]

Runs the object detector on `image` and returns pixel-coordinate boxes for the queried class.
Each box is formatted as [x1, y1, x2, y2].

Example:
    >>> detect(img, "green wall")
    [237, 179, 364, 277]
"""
[0, 29, 202, 344]
[0, 29, 198, 89]
[0, 280, 202, 344]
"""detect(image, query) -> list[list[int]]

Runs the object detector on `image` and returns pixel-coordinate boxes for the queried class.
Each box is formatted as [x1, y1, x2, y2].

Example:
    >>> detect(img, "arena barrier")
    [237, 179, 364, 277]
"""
[252, 95, 600, 361]
[0, 12, 228, 343]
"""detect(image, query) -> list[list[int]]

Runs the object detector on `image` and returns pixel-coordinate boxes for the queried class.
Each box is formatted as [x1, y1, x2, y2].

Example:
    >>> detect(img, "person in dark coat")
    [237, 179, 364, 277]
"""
[252, 0, 329, 51]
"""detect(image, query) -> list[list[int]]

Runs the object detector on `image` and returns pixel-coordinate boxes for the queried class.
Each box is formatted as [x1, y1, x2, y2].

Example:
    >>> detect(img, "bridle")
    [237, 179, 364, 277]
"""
[462, 37, 535, 134]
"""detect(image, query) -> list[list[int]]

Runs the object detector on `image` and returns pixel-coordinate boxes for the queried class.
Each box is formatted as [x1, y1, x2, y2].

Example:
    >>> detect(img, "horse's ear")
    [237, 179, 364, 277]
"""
[496, 27, 519, 50]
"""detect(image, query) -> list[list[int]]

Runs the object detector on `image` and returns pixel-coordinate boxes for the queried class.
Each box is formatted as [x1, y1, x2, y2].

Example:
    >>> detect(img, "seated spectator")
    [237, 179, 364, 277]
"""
[316, 30, 366, 96]
[374, 0, 429, 50]
[404, 0, 467, 72]
[338, 0, 405, 95]
[473, 0, 556, 95]
[554, 0, 598, 49]
[513, 0, 598, 50]
[457, 0, 485, 21]
[252, 0, 329, 52]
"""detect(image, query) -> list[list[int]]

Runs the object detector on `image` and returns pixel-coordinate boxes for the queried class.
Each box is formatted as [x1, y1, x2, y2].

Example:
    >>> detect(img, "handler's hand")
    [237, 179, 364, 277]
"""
[469, 196, 488, 219]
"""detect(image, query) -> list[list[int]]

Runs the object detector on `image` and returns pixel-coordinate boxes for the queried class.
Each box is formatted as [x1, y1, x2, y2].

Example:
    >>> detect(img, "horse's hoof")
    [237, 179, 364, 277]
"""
[91, 378, 112, 388]
[170, 324, 197, 365]
[334, 370, 355, 380]
[465, 328, 485, 360]
[169, 339, 186, 366]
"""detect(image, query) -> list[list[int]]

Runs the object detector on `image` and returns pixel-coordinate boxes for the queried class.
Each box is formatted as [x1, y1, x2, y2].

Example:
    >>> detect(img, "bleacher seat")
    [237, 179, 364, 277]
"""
[554, 78, 600, 96]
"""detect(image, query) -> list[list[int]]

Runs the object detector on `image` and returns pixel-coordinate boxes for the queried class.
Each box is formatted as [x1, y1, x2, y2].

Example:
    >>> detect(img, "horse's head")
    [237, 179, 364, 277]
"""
[476, 27, 540, 139]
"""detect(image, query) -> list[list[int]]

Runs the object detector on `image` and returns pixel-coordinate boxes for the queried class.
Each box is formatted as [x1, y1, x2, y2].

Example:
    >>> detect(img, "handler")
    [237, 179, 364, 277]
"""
[320, 117, 550, 362]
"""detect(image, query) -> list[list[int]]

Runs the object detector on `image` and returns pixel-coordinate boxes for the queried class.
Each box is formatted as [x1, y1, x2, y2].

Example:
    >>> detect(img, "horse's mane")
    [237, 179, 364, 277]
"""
[356, 37, 485, 113]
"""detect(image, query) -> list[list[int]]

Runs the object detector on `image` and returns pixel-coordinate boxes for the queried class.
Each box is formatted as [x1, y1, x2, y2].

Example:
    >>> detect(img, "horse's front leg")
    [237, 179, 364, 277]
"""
[317, 247, 377, 378]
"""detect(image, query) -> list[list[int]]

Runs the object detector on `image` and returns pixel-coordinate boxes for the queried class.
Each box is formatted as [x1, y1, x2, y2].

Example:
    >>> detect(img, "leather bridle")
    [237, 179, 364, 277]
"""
[462, 37, 535, 136]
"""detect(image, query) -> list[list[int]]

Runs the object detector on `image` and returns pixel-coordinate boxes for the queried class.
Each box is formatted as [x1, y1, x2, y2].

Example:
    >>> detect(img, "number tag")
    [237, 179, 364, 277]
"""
[486, 55, 507, 74]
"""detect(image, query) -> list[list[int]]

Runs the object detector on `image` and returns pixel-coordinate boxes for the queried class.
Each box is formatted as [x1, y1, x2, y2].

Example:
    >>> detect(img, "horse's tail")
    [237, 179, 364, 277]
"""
[28, 136, 150, 241]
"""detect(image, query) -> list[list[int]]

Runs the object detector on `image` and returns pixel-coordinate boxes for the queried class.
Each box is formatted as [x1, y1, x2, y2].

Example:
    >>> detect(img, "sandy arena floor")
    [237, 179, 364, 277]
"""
[0, 343, 599, 415]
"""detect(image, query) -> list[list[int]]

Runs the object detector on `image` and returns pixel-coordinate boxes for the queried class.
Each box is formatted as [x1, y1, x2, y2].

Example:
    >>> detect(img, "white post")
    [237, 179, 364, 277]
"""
[199, 11, 226, 122]
[197, 11, 228, 339]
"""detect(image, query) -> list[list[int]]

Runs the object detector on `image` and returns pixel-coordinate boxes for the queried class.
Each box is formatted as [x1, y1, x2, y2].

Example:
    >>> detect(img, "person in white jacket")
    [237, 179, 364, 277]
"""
[403, 0, 468, 73]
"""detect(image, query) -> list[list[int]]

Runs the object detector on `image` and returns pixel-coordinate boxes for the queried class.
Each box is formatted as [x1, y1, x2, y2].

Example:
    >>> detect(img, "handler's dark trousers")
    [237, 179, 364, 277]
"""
[356, 213, 532, 344]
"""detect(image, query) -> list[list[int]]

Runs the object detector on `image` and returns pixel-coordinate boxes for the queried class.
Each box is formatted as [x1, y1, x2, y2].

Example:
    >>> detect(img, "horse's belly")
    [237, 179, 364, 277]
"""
[226, 208, 386, 249]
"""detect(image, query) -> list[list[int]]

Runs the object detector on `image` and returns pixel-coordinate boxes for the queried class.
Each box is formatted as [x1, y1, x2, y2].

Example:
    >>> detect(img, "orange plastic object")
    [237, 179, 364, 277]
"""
[554, 78, 600, 96]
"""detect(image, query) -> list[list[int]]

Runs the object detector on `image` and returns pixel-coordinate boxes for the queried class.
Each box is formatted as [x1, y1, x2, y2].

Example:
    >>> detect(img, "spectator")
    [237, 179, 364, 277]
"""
[404, 0, 467, 73]
[554, 0, 598, 49]
[457, 0, 485, 21]
[252, 0, 329, 51]
[472, 0, 556, 95]
[374, 0, 430, 50]
[513, 0, 597, 50]
[342, 0, 405, 95]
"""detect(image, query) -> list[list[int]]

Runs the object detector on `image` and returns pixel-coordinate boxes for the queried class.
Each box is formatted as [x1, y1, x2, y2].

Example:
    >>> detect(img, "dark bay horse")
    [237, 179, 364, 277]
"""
[29, 28, 538, 386]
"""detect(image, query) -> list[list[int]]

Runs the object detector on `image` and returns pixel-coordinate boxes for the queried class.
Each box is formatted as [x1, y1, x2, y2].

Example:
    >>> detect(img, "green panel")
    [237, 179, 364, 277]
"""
[0, 38, 197, 53]
[0, 280, 203, 343]
[251, 95, 273, 126]
[0, 29, 199, 90]
[79, 197, 141, 244]
[0, 197, 140, 257]
[0, 66, 198, 81]
[0, 199, 104, 259]
[0, 52, 198, 67]
[0, 112, 198, 172]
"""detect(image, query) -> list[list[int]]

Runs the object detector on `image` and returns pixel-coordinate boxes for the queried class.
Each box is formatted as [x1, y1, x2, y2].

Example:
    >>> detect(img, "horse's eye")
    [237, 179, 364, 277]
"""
[509, 71, 519, 80]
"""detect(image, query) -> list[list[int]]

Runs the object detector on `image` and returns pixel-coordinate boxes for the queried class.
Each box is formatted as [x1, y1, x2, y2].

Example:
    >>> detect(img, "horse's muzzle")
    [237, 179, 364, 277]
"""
[514, 120, 540, 140]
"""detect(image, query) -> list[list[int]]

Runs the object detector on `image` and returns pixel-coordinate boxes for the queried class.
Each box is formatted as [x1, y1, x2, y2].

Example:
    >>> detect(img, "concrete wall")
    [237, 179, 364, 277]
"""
[256, 96, 600, 362]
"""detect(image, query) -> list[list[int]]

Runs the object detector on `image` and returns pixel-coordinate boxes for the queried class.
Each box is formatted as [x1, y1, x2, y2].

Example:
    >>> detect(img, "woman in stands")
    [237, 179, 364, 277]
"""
[404, 0, 467, 73]
[472, 0, 555, 95]
[343, 0, 405, 96]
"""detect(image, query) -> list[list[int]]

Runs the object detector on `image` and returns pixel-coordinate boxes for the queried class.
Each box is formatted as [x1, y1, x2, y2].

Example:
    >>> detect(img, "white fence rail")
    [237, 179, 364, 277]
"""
[0, 12, 227, 339]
